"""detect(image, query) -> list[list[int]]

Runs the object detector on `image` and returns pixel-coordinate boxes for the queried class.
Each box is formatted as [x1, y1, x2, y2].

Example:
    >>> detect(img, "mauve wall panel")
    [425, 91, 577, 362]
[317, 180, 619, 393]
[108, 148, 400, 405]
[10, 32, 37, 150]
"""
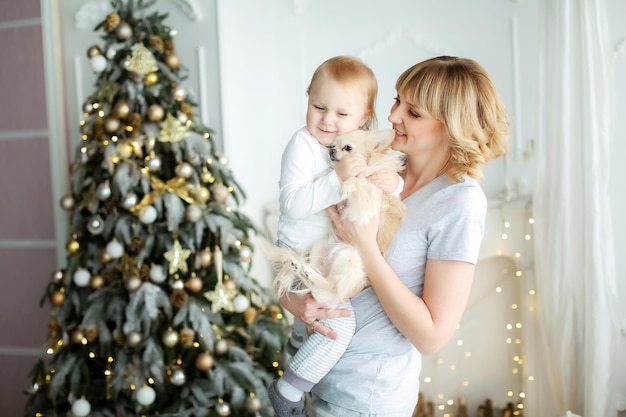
[0, 354, 37, 414]
[0, 248, 55, 346]
[0, 25, 46, 131]
[0, 138, 56, 239]
[0, 0, 40, 23]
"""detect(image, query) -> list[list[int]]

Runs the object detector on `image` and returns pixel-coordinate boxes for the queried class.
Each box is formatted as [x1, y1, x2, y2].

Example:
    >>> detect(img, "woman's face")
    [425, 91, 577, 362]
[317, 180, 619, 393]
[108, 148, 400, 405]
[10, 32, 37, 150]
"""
[388, 93, 449, 157]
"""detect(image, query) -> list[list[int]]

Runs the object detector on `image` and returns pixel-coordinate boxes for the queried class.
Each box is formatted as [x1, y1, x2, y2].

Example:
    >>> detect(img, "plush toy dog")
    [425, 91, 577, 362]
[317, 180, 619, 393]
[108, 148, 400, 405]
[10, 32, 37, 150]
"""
[268, 129, 406, 306]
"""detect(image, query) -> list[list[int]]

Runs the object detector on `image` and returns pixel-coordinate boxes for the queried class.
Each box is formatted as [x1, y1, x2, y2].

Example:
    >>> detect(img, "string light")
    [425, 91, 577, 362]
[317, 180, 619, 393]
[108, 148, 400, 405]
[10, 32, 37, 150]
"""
[419, 200, 535, 415]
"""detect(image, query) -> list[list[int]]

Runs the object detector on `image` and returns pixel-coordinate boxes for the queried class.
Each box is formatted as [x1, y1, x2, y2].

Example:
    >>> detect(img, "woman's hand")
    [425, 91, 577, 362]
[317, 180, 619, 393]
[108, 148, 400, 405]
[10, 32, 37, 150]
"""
[367, 169, 400, 194]
[279, 291, 351, 340]
[327, 196, 381, 253]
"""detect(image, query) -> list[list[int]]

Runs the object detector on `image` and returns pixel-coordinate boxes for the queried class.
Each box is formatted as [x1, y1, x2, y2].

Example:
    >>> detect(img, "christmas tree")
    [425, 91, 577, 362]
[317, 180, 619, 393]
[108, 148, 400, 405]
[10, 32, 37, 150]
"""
[24, 1, 289, 415]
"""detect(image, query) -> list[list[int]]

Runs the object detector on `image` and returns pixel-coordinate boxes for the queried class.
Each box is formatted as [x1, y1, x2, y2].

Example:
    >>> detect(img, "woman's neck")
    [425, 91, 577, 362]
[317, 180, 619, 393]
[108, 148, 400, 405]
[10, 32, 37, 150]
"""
[400, 153, 450, 200]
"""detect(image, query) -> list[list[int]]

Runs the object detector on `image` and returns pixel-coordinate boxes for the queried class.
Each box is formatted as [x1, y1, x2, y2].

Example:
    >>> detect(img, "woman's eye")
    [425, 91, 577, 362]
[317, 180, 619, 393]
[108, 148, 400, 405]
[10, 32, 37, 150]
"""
[393, 96, 400, 104]
[409, 110, 420, 118]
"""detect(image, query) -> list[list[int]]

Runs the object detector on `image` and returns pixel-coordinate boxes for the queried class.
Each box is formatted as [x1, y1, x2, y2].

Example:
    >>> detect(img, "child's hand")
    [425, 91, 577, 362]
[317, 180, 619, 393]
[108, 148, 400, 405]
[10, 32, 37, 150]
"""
[367, 170, 401, 193]
[335, 154, 367, 183]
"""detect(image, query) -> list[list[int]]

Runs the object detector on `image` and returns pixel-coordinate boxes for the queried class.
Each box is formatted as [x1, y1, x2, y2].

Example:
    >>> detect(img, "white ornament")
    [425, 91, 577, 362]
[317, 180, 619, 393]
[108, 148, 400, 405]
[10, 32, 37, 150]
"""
[90, 54, 108, 72]
[136, 385, 156, 406]
[71, 397, 91, 417]
[106, 240, 124, 259]
[139, 205, 158, 224]
[122, 192, 138, 210]
[233, 294, 250, 313]
[149, 264, 167, 283]
[73, 268, 91, 287]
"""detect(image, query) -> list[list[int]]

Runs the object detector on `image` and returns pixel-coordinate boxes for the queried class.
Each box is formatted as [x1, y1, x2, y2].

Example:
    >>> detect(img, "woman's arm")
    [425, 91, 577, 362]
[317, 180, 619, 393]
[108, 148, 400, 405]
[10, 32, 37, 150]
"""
[326, 205, 474, 355]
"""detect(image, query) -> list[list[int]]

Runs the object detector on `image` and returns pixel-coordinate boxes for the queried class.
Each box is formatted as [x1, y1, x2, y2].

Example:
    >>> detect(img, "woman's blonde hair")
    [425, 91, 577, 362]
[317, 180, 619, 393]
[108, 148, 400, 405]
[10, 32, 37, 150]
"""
[395, 56, 509, 181]
[307, 55, 378, 130]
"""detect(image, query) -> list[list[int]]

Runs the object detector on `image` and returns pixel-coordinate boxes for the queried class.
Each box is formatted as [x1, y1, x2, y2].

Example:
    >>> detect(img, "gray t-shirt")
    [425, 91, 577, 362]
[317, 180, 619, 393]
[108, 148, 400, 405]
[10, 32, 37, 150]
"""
[311, 175, 487, 416]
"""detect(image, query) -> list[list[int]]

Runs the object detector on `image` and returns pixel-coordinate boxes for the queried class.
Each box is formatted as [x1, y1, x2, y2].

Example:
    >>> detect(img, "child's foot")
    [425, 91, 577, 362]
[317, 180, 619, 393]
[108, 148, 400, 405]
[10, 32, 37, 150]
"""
[268, 380, 306, 417]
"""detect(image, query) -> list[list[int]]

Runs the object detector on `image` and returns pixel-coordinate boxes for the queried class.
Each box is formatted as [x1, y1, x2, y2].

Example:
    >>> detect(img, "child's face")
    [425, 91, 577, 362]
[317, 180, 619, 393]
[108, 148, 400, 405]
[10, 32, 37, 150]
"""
[306, 73, 369, 147]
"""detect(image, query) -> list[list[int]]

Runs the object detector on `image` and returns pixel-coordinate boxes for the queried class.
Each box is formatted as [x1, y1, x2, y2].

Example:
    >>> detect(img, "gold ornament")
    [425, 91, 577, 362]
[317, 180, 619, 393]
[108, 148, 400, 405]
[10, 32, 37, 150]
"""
[185, 274, 203, 293]
[179, 328, 196, 348]
[223, 278, 236, 291]
[126, 44, 159, 75]
[114, 21, 132, 41]
[147, 35, 164, 53]
[147, 104, 165, 121]
[269, 305, 283, 320]
[164, 52, 180, 69]
[162, 327, 179, 347]
[163, 240, 192, 274]
[204, 246, 236, 313]
[96, 79, 121, 103]
[144, 72, 158, 86]
[87, 45, 102, 58]
[71, 328, 85, 344]
[117, 253, 140, 280]
[244, 394, 262, 413]
[103, 12, 120, 32]
[191, 186, 210, 204]
[197, 248, 212, 267]
[49, 290, 65, 307]
[125, 112, 142, 135]
[90, 274, 105, 290]
[195, 351, 214, 371]
[112, 100, 130, 119]
[243, 307, 257, 324]
[213, 183, 231, 203]
[79, 183, 97, 211]
[180, 102, 193, 119]
[66, 238, 80, 254]
[158, 113, 189, 143]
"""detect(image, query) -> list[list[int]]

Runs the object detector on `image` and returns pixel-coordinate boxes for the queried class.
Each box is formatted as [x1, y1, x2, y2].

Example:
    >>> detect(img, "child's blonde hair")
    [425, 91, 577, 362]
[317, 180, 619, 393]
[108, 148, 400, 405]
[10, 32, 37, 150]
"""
[307, 56, 378, 130]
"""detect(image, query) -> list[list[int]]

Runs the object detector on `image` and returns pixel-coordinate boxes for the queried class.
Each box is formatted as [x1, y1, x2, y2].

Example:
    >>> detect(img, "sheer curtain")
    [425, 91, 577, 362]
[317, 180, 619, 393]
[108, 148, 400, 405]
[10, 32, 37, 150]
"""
[532, 0, 619, 416]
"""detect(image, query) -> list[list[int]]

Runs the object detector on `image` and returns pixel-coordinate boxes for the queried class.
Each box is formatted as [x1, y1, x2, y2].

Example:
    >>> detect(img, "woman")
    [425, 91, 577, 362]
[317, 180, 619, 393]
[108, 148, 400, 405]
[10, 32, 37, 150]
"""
[280, 56, 509, 416]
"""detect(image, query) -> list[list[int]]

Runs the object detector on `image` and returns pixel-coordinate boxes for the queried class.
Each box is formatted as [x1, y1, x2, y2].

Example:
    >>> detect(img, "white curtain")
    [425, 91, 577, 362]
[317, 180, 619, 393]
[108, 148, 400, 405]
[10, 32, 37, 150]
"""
[532, 1, 619, 416]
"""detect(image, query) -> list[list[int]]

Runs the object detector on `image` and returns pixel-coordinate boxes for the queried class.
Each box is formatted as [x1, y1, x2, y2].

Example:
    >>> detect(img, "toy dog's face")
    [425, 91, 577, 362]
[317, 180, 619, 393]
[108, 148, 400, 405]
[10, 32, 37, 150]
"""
[329, 129, 394, 162]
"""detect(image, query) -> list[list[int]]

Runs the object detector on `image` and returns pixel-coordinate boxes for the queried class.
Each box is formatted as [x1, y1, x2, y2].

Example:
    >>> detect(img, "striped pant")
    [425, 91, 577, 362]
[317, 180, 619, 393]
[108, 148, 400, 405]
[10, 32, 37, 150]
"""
[283, 302, 355, 392]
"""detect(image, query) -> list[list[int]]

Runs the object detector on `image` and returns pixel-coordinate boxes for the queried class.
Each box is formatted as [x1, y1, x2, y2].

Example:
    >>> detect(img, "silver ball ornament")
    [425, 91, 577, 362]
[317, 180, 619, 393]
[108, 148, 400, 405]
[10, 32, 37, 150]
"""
[173, 85, 186, 101]
[215, 401, 232, 416]
[186, 205, 203, 222]
[175, 162, 193, 178]
[73, 268, 91, 287]
[162, 328, 179, 347]
[149, 264, 167, 283]
[86, 216, 105, 235]
[136, 386, 156, 406]
[233, 294, 250, 313]
[104, 117, 121, 133]
[214, 339, 229, 355]
[239, 245, 252, 263]
[146, 155, 162, 171]
[126, 331, 142, 347]
[60, 194, 75, 210]
[122, 192, 138, 210]
[106, 240, 124, 259]
[139, 205, 158, 224]
[124, 276, 143, 292]
[96, 182, 112, 200]
[71, 398, 91, 417]
[169, 367, 186, 386]
[244, 395, 262, 413]
[114, 21, 132, 40]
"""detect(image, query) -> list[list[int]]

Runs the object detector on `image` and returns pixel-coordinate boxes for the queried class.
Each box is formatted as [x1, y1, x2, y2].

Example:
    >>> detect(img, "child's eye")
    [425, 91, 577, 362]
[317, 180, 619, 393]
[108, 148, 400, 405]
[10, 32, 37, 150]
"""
[314, 105, 325, 110]
[337, 112, 348, 117]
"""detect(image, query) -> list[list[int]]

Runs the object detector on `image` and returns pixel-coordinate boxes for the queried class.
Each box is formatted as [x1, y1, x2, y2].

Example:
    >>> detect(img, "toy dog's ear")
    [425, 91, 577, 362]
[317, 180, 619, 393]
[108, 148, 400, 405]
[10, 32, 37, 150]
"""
[372, 129, 395, 151]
